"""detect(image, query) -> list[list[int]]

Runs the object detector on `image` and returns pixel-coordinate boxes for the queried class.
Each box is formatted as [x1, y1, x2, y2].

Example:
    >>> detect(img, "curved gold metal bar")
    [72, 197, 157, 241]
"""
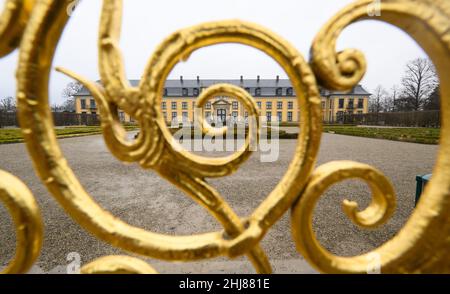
[0, 0, 34, 57]
[157, 83, 260, 178]
[59, 35, 270, 274]
[97, 0, 323, 179]
[304, 0, 450, 273]
[17, 0, 231, 263]
[0, 170, 43, 274]
[311, 0, 449, 92]
[98, 0, 140, 115]
[8, 0, 448, 274]
[16, 0, 319, 271]
[143, 19, 322, 196]
[55, 67, 157, 164]
[156, 165, 271, 273]
[17, 1, 320, 270]
[194, 83, 259, 140]
[291, 161, 396, 273]
[81, 256, 158, 274]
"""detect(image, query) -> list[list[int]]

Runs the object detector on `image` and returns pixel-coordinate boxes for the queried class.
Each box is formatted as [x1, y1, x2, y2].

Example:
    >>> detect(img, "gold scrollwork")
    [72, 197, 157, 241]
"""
[291, 161, 397, 273]
[0, 0, 34, 57]
[0, 0, 444, 274]
[0, 0, 42, 275]
[17, 0, 322, 274]
[302, 0, 450, 273]
[0, 171, 43, 274]
[81, 256, 158, 274]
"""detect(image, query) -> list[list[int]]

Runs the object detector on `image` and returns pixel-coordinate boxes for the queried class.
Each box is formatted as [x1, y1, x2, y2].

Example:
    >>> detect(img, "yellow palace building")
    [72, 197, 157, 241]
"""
[73, 76, 370, 124]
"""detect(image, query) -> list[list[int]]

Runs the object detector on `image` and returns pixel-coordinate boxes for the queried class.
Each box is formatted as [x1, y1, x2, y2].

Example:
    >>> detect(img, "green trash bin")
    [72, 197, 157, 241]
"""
[415, 174, 432, 206]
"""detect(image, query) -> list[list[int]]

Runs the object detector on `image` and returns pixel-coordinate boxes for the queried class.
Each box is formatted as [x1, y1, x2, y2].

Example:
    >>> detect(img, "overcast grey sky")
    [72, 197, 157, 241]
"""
[0, 0, 427, 104]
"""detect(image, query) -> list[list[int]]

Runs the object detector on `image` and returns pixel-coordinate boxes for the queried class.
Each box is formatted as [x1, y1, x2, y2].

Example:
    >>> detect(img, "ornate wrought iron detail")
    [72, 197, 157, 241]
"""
[0, 0, 448, 273]
[0, 0, 42, 275]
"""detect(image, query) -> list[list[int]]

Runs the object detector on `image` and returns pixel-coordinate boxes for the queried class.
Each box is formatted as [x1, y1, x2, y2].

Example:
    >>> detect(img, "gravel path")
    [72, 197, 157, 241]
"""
[0, 133, 438, 273]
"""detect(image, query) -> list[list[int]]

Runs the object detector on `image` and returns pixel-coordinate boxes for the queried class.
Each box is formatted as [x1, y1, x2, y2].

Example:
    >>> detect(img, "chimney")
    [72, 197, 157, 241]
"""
[180, 75, 183, 83]
[276, 75, 280, 83]
[257, 75, 260, 83]
[197, 76, 200, 83]
[240, 75, 243, 83]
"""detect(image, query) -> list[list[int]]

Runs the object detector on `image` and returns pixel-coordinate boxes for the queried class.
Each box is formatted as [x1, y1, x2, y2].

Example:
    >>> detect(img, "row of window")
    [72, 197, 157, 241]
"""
[337, 98, 365, 109]
[80, 99, 96, 109]
[80, 98, 364, 116]
[161, 101, 295, 110]
[257, 101, 294, 110]
[80, 98, 364, 111]
[320, 98, 365, 110]
[163, 87, 294, 97]
[162, 111, 296, 122]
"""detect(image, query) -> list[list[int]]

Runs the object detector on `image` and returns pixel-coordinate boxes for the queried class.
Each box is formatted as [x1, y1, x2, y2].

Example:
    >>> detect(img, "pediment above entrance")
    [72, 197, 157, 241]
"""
[212, 98, 231, 106]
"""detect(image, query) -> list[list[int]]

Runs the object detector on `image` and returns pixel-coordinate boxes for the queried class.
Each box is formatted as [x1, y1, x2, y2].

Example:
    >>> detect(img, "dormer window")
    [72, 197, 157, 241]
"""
[164, 88, 168, 96]
[286, 87, 293, 96]
[255, 87, 261, 96]
[193, 88, 199, 96]
[276, 87, 282, 96]
[182, 88, 188, 96]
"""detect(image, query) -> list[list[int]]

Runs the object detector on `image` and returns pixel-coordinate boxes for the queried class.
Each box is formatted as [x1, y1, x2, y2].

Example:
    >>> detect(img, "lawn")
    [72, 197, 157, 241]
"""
[0, 126, 139, 144]
[323, 126, 440, 145]
[164, 126, 440, 144]
[1, 126, 440, 145]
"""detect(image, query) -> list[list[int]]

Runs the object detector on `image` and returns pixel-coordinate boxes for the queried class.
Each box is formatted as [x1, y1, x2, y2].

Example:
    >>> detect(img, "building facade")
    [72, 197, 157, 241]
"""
[73, 76, 370, 124]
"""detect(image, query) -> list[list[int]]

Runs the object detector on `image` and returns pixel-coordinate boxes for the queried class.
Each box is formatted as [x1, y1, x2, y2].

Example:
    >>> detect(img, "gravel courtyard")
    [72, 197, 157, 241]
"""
[0, 132, 438, 273]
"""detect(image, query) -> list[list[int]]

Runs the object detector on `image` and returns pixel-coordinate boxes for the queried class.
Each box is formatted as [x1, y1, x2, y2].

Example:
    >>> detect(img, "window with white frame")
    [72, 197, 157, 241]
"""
[277, 101, 283, 109]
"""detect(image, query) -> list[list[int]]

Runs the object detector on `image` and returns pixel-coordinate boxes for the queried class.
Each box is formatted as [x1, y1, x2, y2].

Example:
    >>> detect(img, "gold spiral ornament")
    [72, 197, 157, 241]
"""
[301, 0, 450, 273]
[0, 0, 34, 57]
[0, 0, 442, 274]
[193, 83, 260, 140]
[81, 256, 158, 274]
[18, 0, 322, 274]
[0, 0, 42, 275]
[291, 161, 397, 273]
[0, 171, 43, 274]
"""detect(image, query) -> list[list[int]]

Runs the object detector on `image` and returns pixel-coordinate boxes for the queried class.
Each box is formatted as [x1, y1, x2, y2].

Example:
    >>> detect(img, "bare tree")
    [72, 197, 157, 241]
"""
[61, 81, 82, 112]
[369, 85, 388, 113]
[51, 103, 65, 112]
[62, 99, 76, 112]
[424, 85, 440, 110]
[0, 96, 16, 112]
[387, 85, 399, 112]
[400, 58, 438, 111]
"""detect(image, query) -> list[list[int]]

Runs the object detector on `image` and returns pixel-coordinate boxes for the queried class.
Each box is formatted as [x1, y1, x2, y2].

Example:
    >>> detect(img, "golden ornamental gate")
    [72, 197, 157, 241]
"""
[0, 0, 449, 274]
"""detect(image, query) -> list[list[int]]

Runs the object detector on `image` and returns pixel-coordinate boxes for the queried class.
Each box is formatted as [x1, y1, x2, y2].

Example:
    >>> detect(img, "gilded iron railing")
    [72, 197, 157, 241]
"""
[0, 0, 449, 274]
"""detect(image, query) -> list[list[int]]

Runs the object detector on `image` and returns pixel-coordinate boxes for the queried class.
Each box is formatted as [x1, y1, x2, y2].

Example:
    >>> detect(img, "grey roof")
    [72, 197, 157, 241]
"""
[73, 78, 371, 97]
[321, 84, 372, 96]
